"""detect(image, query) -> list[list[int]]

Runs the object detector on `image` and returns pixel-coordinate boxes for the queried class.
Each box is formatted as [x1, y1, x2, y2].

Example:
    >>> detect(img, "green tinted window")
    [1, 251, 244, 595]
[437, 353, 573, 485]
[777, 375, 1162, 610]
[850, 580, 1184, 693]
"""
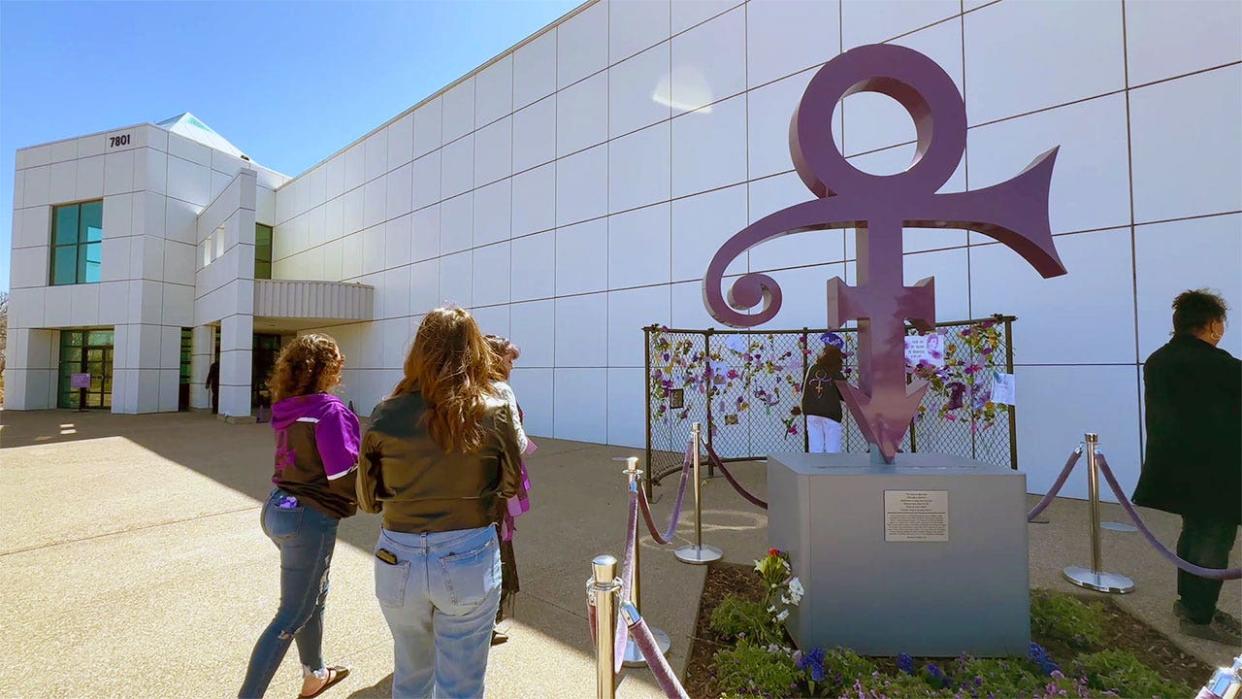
[50, 201, 104, 285]
[255, 223, 273, 279]
[54, 206, 80, 245]
[80, 201, 103, 242]
[52, 247, 78, 285]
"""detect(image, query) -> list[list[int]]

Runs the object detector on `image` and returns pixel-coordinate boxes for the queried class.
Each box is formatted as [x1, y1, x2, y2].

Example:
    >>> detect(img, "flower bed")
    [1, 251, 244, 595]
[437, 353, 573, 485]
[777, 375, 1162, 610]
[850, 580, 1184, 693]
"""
[684, 552, 1209, 699]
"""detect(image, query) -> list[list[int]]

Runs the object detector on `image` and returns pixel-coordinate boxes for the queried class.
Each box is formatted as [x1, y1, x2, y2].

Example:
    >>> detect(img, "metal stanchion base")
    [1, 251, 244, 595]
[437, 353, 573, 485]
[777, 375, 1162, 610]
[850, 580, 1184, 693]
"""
[1101, 522, 1138, 533]
[674, 544, 723, 565]
[1062, 566, 1135, 594]
[622, 626, 670, 667]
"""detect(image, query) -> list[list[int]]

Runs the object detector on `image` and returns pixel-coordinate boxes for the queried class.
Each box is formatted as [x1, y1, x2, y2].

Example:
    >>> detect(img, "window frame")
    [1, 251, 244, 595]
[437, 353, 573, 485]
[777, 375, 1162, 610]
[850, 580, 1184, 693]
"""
[49, 200, 103, 286]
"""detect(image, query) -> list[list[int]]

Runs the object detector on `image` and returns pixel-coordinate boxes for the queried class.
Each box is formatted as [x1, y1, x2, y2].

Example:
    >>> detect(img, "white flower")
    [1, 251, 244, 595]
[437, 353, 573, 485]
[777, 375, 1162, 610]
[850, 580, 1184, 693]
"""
[767, 605, 776, 613]
[776, 609, 790, 622]
[787, 577, 805, 605]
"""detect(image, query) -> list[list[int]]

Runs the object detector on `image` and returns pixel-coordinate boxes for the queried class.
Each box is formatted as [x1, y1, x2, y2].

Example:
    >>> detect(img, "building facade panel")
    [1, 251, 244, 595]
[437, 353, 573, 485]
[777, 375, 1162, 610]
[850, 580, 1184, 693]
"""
[7, 0, 1240, 499]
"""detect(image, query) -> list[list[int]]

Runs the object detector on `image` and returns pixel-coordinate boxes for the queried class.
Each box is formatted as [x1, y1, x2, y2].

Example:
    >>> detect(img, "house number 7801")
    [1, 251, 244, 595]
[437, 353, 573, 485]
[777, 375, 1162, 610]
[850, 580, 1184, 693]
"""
[108, 134, 131, 148]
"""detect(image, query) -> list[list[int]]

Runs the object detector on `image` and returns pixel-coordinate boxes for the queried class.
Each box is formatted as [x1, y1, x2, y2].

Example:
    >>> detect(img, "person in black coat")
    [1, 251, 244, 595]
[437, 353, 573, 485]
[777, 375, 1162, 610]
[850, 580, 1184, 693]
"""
[1132, 289, 1240, 644]
[206, 360, 220, 415]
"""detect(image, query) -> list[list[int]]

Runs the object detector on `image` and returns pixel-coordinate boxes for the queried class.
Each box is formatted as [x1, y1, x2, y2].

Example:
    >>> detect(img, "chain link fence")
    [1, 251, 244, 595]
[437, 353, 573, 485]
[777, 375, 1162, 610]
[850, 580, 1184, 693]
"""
[645, 316, 1017, 489]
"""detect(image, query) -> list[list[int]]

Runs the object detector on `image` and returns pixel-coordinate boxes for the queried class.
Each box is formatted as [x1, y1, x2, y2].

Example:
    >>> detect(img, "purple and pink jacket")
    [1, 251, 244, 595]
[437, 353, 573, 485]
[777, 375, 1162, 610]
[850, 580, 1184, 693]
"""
[271, 393, 362, 519]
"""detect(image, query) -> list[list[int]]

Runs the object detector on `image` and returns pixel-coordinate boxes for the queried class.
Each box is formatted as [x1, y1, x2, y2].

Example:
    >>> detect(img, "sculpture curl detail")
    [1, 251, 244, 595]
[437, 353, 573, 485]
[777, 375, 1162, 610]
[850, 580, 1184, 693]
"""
[701, 199, 848, 328]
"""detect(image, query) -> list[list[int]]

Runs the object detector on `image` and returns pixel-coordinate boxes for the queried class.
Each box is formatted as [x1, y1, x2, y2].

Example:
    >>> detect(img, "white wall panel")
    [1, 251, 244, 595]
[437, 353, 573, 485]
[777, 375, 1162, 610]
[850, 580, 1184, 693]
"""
[971, 228, 1137, 366]
[610, 0, 669, 64]
[1130, 66, 1242, 224]
[512, 163, 556, 237]
[510, 299, 555, 367]
[749, 0, 841, 88]
[1124, 0, 1241, 86]
[609, 122, 670, 213]
[557, 1, 607, 89]
[476, 55, 513, 128]
[514, 30, 557, 110]
[670, 6, 745, 114]
[608, 203, 670, 290]
[671, 95, 747, 198]
[555, 219, 608, 295]
[964, 0, 1124, 125]
[555, 292, 608, 366]
[510, 230, 556, 302]
[554, 367, 607, 442]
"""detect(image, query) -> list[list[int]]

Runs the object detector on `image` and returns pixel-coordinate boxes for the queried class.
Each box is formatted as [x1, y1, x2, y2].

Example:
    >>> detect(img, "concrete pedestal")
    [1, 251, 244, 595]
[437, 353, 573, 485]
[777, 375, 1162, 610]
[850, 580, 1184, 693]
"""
[767, 452, 1030, 657]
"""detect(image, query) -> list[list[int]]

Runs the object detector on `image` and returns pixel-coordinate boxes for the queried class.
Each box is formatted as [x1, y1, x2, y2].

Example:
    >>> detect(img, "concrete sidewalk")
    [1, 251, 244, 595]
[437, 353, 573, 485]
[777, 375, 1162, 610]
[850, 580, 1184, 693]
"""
[1, 410, 1237, 698]
[0, 411, 694, 698]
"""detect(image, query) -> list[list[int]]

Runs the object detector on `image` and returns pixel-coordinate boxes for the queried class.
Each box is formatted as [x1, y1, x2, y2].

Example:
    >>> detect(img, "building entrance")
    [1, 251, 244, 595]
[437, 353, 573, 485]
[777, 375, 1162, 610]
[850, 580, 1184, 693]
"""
[57, 329, 114, 409]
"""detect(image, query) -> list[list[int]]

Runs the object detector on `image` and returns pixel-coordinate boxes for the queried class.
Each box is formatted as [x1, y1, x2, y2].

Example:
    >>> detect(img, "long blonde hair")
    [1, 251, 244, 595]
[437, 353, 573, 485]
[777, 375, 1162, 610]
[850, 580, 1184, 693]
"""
[392, 308, 496, 453]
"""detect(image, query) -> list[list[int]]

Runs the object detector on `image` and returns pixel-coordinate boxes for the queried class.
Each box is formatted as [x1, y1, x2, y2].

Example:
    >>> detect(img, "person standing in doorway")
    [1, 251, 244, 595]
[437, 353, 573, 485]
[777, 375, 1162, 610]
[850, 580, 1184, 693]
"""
[207, 359, 220, 414]
[1133, 289, 1240, 645]
[802, 342, 846, 453]
[239, 334, 360, 698]
[357, 308, 522, 699]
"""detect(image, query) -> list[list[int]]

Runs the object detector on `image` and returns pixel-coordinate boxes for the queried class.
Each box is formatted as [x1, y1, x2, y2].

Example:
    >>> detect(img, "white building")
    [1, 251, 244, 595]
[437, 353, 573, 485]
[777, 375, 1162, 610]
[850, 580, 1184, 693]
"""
[6, 0, 1240, 498]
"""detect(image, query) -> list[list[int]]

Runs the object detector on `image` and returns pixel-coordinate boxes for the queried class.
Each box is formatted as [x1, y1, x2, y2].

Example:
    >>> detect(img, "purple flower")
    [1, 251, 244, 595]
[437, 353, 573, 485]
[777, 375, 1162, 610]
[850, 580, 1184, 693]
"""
[1028, 642, 1061, 676]
[795, 647, 826, 683]
[896, 653, 914, 675]
[924, 662, 950, 689]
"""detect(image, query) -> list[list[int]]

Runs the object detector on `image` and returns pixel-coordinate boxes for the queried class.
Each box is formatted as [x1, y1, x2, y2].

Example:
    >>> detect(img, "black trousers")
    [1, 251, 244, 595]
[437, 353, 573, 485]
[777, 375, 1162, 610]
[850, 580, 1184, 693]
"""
[1176, 515, 1239, 624]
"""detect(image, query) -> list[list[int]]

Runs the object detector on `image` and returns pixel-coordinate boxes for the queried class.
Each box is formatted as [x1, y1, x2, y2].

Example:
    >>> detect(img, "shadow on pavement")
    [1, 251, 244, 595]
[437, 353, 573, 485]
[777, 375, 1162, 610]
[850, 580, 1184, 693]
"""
[347, 673, 393, 698]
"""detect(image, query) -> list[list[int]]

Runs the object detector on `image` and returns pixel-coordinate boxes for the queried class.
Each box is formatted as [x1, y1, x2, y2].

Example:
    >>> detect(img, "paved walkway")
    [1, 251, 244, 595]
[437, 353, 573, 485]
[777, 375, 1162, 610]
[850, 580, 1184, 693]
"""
[0, 410, 1237, 698]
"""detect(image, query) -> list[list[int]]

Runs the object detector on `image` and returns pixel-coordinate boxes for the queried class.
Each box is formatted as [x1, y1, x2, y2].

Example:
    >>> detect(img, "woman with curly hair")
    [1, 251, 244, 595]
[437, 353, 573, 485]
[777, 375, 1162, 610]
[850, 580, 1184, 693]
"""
[357, 308, 522, 698]
[240, 334, 359, 699]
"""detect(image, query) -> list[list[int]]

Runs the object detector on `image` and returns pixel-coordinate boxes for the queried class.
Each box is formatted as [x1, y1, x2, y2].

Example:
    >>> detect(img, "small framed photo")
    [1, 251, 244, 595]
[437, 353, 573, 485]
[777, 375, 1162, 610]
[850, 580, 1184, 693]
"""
[668, 388, 684, 409]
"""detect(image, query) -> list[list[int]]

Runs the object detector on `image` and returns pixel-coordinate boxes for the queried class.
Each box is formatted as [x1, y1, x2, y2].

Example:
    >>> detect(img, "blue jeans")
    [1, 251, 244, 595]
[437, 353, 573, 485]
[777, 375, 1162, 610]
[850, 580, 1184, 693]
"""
[239, 489, 339, 698]
[375, 525, 501, 699]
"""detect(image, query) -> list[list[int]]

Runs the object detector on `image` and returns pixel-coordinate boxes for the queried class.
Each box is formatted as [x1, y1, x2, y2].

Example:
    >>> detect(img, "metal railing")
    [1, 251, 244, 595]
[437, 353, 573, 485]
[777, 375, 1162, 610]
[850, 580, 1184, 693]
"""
[645, 315, 1018, 490]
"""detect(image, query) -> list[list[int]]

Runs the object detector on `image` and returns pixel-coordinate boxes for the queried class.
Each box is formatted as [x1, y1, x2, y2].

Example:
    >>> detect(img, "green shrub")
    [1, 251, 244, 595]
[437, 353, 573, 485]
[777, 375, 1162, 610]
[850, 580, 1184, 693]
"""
[851, 671, 955, 698]
[1030, 590, 1105, 649]
[822, 648, 877, 689]
[952, 657, 1046, 697]
[713, 641, 800, 698]
[710, 595, 773, 642]
[1076, 649, 1193, 698]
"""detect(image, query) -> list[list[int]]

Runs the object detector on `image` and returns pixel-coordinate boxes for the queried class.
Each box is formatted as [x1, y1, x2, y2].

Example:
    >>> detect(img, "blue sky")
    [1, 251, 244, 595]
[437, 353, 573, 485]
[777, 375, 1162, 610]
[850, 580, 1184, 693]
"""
[0, 0, 580, 292]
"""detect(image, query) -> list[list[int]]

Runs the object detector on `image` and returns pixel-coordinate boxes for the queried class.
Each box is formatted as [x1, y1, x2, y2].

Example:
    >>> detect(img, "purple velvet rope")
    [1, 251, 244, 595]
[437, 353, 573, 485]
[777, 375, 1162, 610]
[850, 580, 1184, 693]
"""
[625, 615, 690, 699]
[705, 444, 769, 510]
[638, 442, 694, 545]
[1095, 452, 1241, 581]
[1026, 447, 1083, 522]
[613, 490, 639, 673]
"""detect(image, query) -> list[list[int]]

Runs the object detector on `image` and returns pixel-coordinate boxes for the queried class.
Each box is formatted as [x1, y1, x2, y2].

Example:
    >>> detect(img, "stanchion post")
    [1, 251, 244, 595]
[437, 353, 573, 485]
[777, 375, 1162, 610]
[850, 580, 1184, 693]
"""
[1063, 433, 1135, 594]
[622, 457, 671, 666]
[589, 554, 619, 699]
[676, 423, 723, 565]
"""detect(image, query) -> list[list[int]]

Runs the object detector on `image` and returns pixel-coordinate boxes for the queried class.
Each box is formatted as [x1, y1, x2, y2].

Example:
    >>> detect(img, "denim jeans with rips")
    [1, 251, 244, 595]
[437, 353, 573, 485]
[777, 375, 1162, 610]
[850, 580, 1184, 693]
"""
[239, 489, 339, 698]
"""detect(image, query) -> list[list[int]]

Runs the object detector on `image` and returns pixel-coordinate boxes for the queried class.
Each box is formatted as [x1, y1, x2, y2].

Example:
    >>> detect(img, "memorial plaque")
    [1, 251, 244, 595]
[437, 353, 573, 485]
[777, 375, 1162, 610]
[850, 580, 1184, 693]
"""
[884, 490, 948, 542]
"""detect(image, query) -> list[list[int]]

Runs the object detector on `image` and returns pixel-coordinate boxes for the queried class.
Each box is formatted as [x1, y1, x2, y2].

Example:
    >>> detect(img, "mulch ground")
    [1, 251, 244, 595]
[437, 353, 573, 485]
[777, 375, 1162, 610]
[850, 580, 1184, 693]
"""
[683, 562, 1213, 699]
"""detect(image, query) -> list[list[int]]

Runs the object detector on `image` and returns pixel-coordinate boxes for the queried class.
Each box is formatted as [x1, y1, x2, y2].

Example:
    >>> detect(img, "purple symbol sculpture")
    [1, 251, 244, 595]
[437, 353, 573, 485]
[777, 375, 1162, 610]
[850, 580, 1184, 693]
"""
[702, 44, 1067, 463]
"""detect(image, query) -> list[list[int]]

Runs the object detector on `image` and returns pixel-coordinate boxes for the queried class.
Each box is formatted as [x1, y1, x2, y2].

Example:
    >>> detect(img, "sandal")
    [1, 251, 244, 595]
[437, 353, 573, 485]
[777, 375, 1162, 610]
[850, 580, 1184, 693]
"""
[298, 666, 350, 699]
